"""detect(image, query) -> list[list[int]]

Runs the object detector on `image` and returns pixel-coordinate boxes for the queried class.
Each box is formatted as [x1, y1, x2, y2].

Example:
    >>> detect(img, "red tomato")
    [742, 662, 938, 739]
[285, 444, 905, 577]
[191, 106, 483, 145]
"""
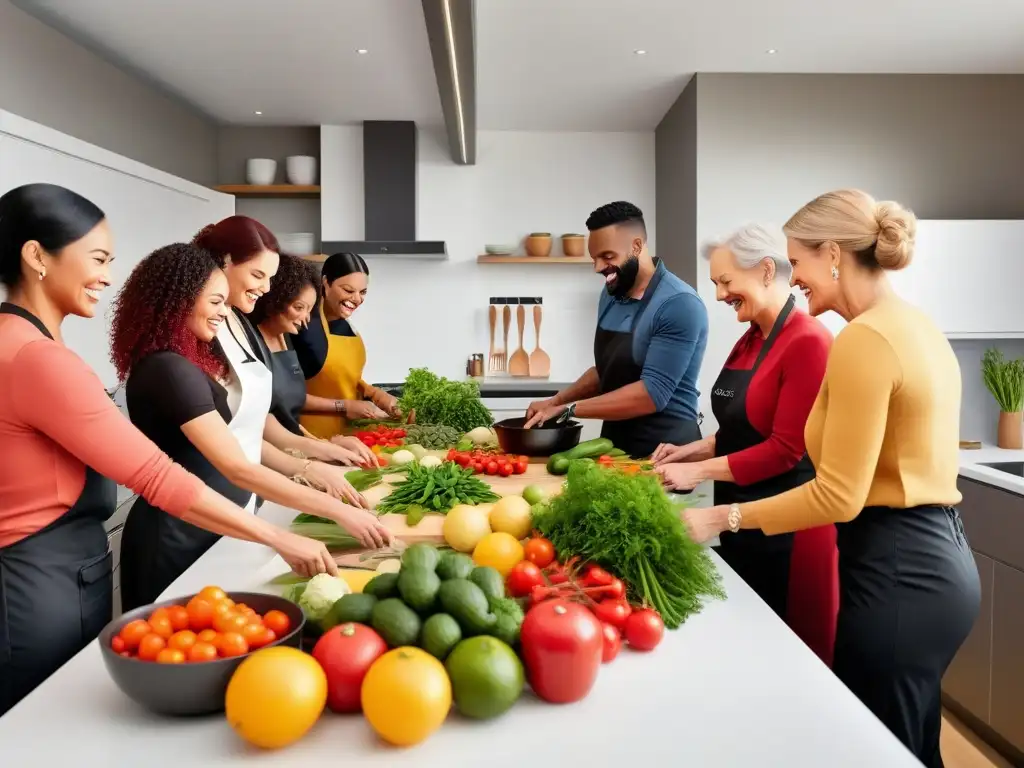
[395, 429, 407, 438]
[218, 632, 249, 658]
[546, 563, 569, 585]
[148, 614, 174, 640]
[249, 627, 277, 649]
[312, 622, 388, 713]
[581, 565, 614, 588]
[601, 623, 622, 663]
[483, 461, 497, 475]
[506, 560, 545, 598]
[513, 459, 528, 475]
[110, 635, 126, 654]
[455, 454, 471, 467]
[625, 609, 665, 651]
[447, 449, 458, 461]
[168, 630, 198, 653]
[137, 633, 166, 662]
[520, 599, 604, 704]
[360, 436, 376, 447]
[592, 598, 632, 630]
[524, 537, 556, 568]
[498, 462, 513, 477]
[156, 648, 186, 664]
[188, 642, 218, 663]
[262, 609, 291, 636]
[471, 461, 484, 474]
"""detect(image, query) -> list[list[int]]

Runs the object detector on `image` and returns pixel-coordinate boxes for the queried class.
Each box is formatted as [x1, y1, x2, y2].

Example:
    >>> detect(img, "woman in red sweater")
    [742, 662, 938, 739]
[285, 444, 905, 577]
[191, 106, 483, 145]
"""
[0, 184, 335, 717]
[653, 223, 838, 665]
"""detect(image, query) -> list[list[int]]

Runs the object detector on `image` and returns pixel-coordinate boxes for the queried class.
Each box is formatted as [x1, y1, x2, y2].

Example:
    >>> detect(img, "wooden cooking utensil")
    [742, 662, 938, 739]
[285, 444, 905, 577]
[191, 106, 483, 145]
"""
[529, 304, 551, 378]
[501, 305, 512, 372]
[508, 305, 530, 376]
[488, 303, 503, 372]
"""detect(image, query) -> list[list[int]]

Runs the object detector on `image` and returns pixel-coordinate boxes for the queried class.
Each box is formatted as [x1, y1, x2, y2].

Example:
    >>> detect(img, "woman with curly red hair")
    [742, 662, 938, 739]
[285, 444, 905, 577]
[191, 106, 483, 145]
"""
[0, 185, 334, 715]
[111, 238, 392, 612]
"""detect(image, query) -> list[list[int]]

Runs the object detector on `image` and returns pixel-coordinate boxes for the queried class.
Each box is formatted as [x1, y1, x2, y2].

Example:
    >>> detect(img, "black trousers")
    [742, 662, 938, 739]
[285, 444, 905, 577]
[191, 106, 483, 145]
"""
[834, 505, 981, 768]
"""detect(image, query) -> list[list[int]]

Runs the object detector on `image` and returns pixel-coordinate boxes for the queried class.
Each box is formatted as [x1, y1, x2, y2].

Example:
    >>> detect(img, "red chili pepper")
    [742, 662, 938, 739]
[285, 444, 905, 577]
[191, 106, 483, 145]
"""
[581, 565, 614, 588]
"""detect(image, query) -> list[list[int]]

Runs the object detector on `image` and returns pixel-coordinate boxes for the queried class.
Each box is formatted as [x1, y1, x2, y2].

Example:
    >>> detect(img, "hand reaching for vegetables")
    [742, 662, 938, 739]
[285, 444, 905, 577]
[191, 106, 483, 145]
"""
[303, 462, 369, 508]
[372, 390, 403, 419]
[331, 505, 394, 549]
[270, 530, 339, 578]
[328, 435, 379, 467]
[346, 400, 390, 422]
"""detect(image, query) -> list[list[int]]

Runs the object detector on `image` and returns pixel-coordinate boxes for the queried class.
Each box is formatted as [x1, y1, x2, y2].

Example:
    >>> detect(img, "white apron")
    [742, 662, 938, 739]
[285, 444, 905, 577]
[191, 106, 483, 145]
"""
[217, 312, 274, 513]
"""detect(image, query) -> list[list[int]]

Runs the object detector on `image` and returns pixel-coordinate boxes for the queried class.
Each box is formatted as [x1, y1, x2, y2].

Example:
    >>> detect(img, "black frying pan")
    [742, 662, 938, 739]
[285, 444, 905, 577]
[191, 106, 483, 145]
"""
[493, 416, 582, 457]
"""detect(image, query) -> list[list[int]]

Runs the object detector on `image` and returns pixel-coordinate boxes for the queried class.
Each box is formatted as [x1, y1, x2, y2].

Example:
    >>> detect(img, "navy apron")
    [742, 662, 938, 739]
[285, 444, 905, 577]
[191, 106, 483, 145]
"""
[594, 265, 701, 458]
[0, 303, 116, 716]
[711, 295, 811, 619]
[269, 338, 307, 436]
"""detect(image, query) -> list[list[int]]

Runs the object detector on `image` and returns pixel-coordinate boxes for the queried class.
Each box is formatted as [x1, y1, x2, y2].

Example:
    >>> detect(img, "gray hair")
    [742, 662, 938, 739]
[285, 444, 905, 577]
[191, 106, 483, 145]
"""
[701, 223, 791, 282]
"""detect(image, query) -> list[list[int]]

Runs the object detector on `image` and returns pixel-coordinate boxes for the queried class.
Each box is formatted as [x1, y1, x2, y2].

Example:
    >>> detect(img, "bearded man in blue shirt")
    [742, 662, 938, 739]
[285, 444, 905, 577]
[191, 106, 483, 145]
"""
[525, 201, 708, 458]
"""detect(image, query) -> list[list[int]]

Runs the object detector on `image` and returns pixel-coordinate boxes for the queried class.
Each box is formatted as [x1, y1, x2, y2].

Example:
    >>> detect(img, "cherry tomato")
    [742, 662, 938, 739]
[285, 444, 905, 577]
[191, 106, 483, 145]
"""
[186, 597, 214, 630]
[592, 598, 632, 630]
[506, 560, 545, 598]
[119, 651, 132, 658]
[395, 429, 407, 438]
[197, 629, 219, 645]
[156, 648, 186, 664]
[454, 454, 471, 468]
[601, 622, 622, 663]
[524, 537, 556, 568]
[188, 642, 218, 663]
[602, 578, 626, 601]
[214, 612, 248, 634]
[471, 461, 484, 474]
[167, 605, 190, 632]
[581, 565, 614, 588]
[361, 435, 376, 446]
[248, 627, 277, 649]
[496, 462, 512, 477]
[485, 461, 499, 475]
[262, 610, 291, 636]
[241, 622, 266, 644]
[137, 633, 167, 662]
[513, 459, 529, 475]
[168, 630, 197, 653]
[625, 609, 665, 651]
[198, 586, 227, 603]
[447, 449, 458, 461]
[118, 620, 152, 651]
[546, 563, 569, 585]
[148, 607, 170, 624]
[148, 614, 173, 640]
[110, 635, 126, 654]
[218, 632, 249, 658]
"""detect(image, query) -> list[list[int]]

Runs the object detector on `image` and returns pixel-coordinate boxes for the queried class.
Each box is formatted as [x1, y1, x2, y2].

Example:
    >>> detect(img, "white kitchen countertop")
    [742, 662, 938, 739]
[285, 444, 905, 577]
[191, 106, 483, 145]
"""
[959, 443, 1024, 495]
[0, 501, 920, 766]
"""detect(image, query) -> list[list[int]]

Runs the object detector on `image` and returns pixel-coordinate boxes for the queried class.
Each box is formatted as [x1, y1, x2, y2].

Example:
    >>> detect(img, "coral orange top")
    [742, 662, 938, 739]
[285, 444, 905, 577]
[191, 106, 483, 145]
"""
[0, 311, 203, 548]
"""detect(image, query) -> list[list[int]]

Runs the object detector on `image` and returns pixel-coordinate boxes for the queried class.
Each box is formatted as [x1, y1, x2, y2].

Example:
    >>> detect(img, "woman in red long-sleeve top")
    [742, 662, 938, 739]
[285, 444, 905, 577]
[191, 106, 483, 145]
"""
[0, 184, 335, 717]
[653, 224, 838, 665]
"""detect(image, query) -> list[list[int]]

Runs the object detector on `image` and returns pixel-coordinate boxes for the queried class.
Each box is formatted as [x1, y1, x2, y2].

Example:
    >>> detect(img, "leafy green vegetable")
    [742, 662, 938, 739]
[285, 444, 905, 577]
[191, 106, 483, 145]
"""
[982, 348, 1024, 413]
[288, 521, 363, 550]
[377, 461, 499, 515]
[398, 368, 493, 433]
[403, 423, 465, 450]
[532, 460, 725, 629]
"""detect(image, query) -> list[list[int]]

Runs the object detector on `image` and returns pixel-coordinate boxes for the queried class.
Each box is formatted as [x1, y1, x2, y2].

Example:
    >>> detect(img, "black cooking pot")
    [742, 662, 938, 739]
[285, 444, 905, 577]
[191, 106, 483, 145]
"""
[493, 416, 582, 457]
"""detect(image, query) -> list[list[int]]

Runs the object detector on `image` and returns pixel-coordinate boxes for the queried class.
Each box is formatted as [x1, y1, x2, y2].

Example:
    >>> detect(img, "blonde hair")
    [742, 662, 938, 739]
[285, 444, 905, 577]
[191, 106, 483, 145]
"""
[783, 189, 917, 271]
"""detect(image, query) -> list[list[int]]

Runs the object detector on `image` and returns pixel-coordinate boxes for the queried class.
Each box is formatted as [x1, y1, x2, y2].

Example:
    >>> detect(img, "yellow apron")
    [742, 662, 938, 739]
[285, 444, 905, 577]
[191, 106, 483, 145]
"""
[299, 305, 367, 438]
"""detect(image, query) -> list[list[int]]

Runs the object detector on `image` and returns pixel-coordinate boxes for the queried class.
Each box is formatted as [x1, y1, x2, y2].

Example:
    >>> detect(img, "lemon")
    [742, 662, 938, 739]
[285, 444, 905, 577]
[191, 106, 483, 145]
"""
[443, 504, 492, 552]
[337, 568, 376, 593]
[472, 532, 525, 577]
[488, 495, 533, 540]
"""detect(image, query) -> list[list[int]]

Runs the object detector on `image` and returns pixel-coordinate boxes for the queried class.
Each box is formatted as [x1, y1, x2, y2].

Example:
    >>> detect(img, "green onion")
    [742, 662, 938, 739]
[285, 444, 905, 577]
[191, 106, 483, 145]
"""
[288, 521, 362, 550]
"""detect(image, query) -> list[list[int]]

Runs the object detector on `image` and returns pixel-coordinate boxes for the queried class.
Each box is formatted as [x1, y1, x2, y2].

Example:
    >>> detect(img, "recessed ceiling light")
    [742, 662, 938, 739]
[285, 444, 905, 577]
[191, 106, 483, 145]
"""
[766, 48, 777, 55]
[634, 49, 647, 55]
[254, 110, 263, 115]
[356, 48, 368, 54]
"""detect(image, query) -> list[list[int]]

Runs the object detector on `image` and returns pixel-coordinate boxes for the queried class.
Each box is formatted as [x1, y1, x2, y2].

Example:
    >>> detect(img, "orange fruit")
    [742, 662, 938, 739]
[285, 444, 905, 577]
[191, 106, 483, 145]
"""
[361, 647, 451, 747]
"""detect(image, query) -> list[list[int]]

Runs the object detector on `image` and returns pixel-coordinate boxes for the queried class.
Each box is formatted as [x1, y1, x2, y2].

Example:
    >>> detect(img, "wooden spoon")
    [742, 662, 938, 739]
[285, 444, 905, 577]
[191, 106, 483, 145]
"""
[529, 304, 551, 378]
[508, 305, 530, 377]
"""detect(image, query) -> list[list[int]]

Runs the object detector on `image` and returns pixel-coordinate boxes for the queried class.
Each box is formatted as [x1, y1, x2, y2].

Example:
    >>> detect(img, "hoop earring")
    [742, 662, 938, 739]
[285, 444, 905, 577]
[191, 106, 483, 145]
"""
[830, 266, 839, 281]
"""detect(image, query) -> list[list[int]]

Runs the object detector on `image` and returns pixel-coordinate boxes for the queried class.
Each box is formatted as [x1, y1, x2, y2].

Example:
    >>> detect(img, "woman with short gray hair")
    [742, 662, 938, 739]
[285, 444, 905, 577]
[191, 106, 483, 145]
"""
[653, 223, 838, 665]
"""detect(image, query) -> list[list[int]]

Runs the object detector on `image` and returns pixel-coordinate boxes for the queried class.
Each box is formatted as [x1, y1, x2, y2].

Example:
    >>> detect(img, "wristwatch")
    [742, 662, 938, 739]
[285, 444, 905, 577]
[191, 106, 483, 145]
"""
[727, 503, 742, 533]
[564, 402, 577, 420]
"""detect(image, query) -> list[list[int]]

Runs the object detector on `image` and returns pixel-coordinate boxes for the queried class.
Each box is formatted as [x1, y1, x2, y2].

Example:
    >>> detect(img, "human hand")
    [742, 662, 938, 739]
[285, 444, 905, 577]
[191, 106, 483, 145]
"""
[271, 530, 338, 577]
[524, 402, 567, 429]
[328, 435, 379, 467]
[303, 462, 369, 508]
[374, 391, 403, 419]
[332, 504, 394, 549]
[655, 462, 705, 492]
[526, 397, 556, 421]
[680, 505, 730, 544]
[346, 400, 390, 422]
[652, 442, 699, 466]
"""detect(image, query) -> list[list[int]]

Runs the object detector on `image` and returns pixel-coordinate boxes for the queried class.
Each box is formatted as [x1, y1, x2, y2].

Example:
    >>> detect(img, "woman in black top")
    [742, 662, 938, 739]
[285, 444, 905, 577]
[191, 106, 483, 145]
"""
[250, 254, 376, 464]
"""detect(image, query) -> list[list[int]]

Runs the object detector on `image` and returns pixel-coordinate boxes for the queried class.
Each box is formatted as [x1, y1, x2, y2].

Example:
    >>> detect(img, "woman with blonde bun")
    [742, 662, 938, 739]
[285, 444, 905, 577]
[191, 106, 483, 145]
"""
[682, 189, 980, 767]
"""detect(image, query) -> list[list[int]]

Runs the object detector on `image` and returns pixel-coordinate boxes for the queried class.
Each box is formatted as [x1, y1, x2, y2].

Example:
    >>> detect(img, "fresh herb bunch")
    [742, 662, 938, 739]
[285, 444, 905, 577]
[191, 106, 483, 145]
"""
[377, 461, 499, 515]
[398, 368, 493, 433]
[532, 460, 725, 629]
[982, 348, 1024, 413]
[403, 423, 464, 450]
[343, 465, 409, 492]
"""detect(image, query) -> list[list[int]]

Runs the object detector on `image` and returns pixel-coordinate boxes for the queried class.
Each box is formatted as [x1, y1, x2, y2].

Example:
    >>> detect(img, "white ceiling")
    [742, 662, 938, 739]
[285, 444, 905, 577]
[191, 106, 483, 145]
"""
[16, 0, 1024, 131]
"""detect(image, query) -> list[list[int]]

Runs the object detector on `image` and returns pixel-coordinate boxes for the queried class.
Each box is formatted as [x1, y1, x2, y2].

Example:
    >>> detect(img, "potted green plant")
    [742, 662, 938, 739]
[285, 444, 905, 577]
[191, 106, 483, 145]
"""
[982, 348, 1024, 448]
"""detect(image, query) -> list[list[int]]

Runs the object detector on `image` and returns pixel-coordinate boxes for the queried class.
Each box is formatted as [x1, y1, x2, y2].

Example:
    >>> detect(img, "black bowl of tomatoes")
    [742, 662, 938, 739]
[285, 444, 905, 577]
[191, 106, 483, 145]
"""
[99, 588, 304, 716]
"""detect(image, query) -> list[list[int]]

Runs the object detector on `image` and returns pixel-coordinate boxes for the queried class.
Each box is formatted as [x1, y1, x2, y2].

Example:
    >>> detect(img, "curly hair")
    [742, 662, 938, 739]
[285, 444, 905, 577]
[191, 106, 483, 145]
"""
[250, 253, 318, 325]
[193, 215, 279, 266]
[109, 242, 228, 382]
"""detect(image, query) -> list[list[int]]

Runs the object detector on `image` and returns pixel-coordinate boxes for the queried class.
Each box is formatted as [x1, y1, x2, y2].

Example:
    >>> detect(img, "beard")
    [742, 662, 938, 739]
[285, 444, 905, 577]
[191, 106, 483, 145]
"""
[603, 254, 640, 298]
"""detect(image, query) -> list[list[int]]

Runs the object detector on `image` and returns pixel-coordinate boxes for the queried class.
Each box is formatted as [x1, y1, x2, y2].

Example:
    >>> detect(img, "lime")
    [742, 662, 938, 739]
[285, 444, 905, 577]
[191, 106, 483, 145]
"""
[521, 485, 548, 506]
[420, 613, 462, 660]
[445, 636, 524, 720]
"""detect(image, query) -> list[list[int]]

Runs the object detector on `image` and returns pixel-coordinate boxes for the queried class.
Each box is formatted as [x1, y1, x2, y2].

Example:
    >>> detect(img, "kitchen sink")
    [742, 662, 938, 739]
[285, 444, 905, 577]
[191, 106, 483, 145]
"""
[979, 461, 1024, 477]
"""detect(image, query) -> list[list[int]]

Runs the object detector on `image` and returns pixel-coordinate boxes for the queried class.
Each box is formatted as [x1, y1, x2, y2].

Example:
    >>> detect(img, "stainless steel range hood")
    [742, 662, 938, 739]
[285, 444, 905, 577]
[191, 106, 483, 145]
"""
[322, 121, 448, 261]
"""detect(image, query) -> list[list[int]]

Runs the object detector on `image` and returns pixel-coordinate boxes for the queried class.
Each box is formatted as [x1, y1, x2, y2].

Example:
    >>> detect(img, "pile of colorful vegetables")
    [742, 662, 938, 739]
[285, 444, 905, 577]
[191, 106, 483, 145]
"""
[532, 460, 725, 628]
[397, 368, 493, 433]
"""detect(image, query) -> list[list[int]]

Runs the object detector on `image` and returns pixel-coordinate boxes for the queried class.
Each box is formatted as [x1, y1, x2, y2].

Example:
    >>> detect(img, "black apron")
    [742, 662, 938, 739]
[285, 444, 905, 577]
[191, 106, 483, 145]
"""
[269, 339, 307, 436]
[0, 304, 116, 716]
[594, 265, 702, 458]
[712, 295, 811, 619]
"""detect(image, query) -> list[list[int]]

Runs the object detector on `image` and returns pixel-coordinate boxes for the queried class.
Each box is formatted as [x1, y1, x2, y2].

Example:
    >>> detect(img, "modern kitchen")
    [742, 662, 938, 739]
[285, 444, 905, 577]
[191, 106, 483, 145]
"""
[2, 0, 1024, 766]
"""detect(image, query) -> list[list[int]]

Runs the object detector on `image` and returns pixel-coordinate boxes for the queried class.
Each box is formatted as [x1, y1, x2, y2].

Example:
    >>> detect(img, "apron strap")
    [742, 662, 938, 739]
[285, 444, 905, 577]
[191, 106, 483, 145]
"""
[0, 302, 54, 340]
[751, 294, 796, 371]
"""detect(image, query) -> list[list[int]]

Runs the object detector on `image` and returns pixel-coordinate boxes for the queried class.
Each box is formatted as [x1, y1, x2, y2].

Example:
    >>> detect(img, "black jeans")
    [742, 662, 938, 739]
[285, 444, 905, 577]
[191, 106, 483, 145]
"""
[834, 505, 981, 768]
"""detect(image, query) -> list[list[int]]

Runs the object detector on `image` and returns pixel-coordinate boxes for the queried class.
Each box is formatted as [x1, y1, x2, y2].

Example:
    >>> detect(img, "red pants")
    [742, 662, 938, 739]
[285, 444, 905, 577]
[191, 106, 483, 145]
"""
[787, 524, 839, 666]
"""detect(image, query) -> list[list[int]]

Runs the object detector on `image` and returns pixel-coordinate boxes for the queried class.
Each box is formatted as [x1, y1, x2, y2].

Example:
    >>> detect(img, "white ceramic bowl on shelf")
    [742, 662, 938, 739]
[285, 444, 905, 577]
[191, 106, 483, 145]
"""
[246, 158, 277, 186]
[278, 232, 316, 256]
[285, 155, 317, 186]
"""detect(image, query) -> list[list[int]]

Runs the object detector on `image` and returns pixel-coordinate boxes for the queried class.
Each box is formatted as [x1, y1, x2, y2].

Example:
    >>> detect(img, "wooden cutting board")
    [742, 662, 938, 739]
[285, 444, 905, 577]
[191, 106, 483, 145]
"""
[364, 462, 565, 545]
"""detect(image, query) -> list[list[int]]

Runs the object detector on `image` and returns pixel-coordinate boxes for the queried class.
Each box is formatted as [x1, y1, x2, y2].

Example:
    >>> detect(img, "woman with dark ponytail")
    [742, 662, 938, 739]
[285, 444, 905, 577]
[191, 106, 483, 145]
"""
[0, 185, 335, 716]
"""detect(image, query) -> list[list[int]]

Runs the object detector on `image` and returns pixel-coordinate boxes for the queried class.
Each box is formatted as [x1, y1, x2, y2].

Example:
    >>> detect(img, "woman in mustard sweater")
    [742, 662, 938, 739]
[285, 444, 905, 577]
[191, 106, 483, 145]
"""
[683, 189, 980, 768]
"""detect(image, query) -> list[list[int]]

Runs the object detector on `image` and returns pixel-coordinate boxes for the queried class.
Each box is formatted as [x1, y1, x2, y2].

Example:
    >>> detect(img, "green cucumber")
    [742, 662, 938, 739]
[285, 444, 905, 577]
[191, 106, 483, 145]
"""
[607, 448, 627, 457]
[546, 452, 570, 475]
[564, 437, 615, 461]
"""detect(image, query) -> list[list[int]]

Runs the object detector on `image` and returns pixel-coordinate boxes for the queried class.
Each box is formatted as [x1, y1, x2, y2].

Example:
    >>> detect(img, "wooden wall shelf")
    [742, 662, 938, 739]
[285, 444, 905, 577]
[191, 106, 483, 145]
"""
[215, 184, 321, 198]
[477, 255, 589, 264]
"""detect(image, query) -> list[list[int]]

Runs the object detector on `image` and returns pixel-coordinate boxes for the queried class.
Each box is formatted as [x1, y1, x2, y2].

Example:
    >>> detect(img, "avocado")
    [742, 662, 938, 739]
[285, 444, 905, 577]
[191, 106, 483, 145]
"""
[436, 551, 476, 581]
[370, 598, 422, 648]
[401, 542, 440, 571]
[438, 578, 497, 636]
[397, 565, 442, 615]
[320, 593, 378, 630]
[468, 566, 505, 602]
[363, 571, 400, 600]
